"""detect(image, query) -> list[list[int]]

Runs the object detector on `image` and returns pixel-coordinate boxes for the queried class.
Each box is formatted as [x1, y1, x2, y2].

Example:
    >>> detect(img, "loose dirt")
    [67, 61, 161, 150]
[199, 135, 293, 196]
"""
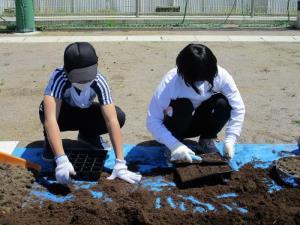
[0, 163, 35, 216]
[1, 164, 299, 225]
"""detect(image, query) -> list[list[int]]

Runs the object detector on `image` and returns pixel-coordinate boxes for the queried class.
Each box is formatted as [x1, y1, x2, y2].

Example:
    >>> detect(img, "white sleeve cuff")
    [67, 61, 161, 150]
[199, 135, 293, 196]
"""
[224, 134, 238, 145]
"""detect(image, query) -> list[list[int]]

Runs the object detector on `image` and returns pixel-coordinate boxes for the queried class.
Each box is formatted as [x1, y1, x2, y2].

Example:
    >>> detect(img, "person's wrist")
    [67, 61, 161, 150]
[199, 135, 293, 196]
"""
[115, 159, 126, 164]
[55, 155, 68, 165]
[54, 154, 65, 160]
[114, 159, 127, 171]
[169, 142, 184, 152]
[224, 134, 237, 145]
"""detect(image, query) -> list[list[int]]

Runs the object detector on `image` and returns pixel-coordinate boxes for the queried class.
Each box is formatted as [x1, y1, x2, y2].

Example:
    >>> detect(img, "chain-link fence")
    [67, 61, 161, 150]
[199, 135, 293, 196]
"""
[0, 0, 298, 30]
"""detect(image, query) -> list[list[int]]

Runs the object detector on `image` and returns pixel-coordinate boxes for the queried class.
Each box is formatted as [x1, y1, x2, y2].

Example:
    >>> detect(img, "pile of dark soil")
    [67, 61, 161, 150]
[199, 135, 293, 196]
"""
[1, 164, 300, 225]
[0, 163, 35, 216]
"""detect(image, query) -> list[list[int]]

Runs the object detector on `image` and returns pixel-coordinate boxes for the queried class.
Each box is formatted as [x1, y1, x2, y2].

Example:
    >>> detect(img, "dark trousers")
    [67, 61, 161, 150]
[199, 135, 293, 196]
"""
[164, 93, 231, 141]
[39, 101, 126, 142]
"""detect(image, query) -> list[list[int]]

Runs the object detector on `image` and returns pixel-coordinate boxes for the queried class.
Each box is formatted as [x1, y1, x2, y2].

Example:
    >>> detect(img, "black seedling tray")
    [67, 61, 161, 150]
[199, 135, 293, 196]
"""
[65, 148, 108, 181]
[174, 152, 232, 188]
[174, 152, 228, 166]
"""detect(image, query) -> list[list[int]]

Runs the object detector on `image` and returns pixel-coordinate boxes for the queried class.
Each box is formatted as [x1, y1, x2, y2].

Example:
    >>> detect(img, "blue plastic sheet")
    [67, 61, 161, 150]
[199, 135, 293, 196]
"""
[13, 143, 298, 173]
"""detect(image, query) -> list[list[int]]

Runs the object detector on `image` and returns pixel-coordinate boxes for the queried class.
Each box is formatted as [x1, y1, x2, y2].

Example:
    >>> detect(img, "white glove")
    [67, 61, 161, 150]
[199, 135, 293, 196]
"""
[223, 141, 235, 159]
[170, 143, 202, 163]
[55, 155, 76, 185]
[107, 159, 142, 184]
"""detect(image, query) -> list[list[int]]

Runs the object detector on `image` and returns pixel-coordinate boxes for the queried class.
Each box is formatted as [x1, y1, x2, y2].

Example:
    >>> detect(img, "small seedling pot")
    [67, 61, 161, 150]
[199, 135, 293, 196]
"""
[275, 156, 300, 188]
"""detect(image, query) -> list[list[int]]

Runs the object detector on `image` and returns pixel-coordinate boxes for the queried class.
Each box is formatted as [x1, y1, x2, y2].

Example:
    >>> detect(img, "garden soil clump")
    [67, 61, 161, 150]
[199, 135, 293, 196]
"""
[1, 164, 300, 225]
[0, 163, 35, 216]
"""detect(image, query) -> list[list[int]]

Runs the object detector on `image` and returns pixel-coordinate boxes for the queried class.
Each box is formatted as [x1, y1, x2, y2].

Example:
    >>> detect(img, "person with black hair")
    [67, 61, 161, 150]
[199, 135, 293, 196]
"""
[147, 43, 245, 163]
[39, 42, 141, 185]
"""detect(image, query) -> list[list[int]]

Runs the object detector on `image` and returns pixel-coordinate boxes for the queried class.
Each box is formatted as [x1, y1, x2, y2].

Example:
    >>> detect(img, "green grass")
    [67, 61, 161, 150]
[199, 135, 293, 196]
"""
[0, 79, 4, 92]
[0, 18, 294, 32]
[0, 23, 16, 33]
[292, 120, 300, 126]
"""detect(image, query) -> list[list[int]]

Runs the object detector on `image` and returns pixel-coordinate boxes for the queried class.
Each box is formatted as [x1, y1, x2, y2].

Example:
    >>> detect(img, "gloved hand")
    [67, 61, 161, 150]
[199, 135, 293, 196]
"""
[170, 143, 202, 163]
[55, 155, 76, 185]
[223, 141, 235, 159]
[107, 159, 142, 184]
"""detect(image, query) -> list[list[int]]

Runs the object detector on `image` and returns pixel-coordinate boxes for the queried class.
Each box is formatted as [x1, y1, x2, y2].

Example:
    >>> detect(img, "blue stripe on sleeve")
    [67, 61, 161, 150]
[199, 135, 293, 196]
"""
[50, 69, 64, 93]
[94, 74, 113, 105]
[53, 76, 64, 98]
[55, 76, 68, 98]
[45, 68, 68, 99]
[97, 75, 113, 104]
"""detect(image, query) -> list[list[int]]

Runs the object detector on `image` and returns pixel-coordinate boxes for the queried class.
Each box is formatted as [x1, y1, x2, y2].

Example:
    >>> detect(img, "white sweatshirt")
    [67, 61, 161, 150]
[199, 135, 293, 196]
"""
[146, 66, 245, 150]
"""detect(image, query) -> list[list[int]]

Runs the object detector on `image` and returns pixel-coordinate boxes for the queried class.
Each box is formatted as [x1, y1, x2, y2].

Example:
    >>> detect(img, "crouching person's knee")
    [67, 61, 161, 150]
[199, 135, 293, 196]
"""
[116, 106, 126, 128]
[39, 101, 45, 124]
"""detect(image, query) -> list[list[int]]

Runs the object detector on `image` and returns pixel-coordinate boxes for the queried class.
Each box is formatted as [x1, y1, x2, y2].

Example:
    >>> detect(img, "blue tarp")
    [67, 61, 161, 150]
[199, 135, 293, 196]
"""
[13, 143, 299, 172]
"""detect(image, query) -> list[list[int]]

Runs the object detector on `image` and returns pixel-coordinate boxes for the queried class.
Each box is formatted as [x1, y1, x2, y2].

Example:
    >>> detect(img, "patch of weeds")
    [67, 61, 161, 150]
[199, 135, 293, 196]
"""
[292, 120, 300, 126]
[36, 25, 47, 31]
[0, 79, 4, 92]
[5, 24, 16, 32]
[0, 24, 15, 33]
[261, 67, 270, 73]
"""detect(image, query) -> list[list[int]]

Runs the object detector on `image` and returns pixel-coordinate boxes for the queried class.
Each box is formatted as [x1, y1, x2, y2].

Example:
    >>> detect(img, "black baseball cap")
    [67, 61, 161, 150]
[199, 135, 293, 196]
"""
[64, 42, 98, 90]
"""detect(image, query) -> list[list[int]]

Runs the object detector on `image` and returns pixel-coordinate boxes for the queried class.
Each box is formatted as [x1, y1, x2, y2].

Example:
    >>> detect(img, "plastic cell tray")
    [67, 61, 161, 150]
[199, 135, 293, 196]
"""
[175, 164, 232, 183]
[174, 152, 232, 188]
[174, 152, 229, 166]
[275, 156, 300, 187]
[65, 148, 108, 181]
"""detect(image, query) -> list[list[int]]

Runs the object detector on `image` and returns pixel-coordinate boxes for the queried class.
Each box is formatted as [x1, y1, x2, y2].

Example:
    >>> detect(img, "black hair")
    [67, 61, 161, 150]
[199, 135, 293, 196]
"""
[176, 43, 218, 94]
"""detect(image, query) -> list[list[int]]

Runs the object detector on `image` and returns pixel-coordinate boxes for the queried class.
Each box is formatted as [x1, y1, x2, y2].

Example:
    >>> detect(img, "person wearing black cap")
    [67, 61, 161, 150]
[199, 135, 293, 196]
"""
[39, 42, 141, 185]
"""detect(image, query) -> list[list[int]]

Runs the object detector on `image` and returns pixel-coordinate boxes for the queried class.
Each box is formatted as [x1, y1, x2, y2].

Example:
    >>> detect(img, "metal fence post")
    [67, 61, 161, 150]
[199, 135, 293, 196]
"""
[71, 0, 75, 13]
[250, 0, 255, 17]
[136, 0, 140, 17]
[297, 0, 300, 29]
[15, 0, 35, 32]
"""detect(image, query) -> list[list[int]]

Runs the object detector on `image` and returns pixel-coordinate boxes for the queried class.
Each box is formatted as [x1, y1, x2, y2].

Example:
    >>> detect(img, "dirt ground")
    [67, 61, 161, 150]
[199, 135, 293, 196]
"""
[0, 31, 300, 146]
[0, 31, 300, 224]
[1, 165, 300, 225]
[0, 163, 35, 215]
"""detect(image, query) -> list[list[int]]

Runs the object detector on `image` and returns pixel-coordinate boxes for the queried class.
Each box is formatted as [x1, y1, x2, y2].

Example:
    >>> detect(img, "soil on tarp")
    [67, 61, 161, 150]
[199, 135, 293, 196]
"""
[1, 164, 300, 225]
[0, 163, 35, 216]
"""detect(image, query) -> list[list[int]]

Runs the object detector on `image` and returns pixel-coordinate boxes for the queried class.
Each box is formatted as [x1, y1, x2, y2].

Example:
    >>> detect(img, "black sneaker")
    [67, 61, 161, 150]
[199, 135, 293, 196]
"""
[77, 133, 110, 150]
[197, 138, 218, 154]
[42, 142, 54, 162]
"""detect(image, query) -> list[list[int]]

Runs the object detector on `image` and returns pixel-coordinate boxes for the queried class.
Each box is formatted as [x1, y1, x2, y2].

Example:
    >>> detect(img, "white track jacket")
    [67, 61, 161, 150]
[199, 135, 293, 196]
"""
[146, 66, 245, 150]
